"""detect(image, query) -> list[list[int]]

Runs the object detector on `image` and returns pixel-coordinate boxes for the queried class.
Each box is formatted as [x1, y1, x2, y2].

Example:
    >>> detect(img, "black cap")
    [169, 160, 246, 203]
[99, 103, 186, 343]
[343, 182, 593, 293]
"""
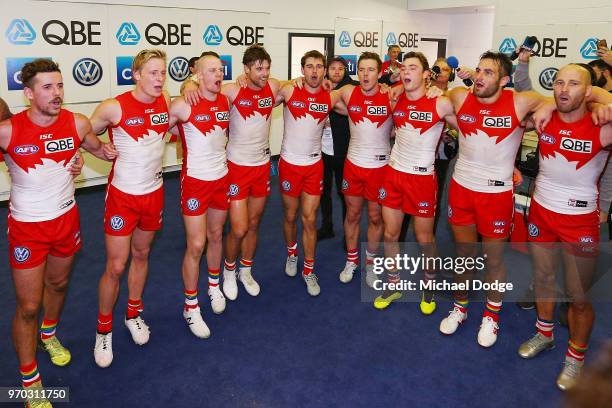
[328, 55, 347, 69]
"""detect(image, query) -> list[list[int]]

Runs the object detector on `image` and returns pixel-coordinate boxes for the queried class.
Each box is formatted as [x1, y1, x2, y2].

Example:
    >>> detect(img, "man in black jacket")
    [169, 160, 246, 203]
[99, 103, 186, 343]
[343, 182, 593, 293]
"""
[317, 57, 358, 241]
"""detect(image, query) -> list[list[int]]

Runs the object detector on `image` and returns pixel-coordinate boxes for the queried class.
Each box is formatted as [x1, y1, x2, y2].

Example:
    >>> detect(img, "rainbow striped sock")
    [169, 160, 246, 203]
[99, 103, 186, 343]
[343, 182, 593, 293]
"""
[184, 289, 198, 311]
[239, 258, 253, 269]
[536, 318, 554, 338]
[454, 298, 469, 313]
[208, 268, 220, 288]
[20, 360, 40, 388]
[483, 299, 502, 322]
[566, 340, 588, 362]
[40, 318, 58, 341]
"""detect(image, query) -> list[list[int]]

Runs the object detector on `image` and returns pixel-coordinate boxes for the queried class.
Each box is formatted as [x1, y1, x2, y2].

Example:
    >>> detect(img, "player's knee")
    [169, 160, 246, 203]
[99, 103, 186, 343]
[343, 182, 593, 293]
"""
[46, 277, 69, 293]
[369, 213, 383, 227]
[285, 210, 298, 225]
[106, 259, 126, 279]
[569, 300, 591, 314]
[231, 223, 248, 240]
[17, 302, 41, 322]
[186, 239, 206, 257]
[301, 211, 316, 228]
[384, 229, 400, 243]
[415, 230, 434, 244]
[248, 217, 261, 232]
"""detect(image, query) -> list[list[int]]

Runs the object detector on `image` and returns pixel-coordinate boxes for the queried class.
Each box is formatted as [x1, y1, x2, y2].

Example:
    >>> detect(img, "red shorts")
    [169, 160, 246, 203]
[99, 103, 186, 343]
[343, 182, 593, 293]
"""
[342, 159, 386, 202]
[181, 174, 230, 215]
[227, 161, 271, 201]
[104, 184, 164, 236]
[448, 178, 513, 238]
[8, 206, 81, 269]
[379, 166, 437, 217]
[527, 199, 599, 255]
[279, 158, 323, 197]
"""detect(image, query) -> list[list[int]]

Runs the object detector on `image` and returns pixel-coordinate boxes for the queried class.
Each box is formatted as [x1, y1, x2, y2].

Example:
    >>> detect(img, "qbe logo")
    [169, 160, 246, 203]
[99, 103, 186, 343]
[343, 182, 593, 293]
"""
[385, 32, 397, 47]
[499, 38, 517, 55]
[580, 38, 599, 60]
[7, 57, 51, 91]
[339, 55, 356, 75]
[45, 138, 74, 154]
[73, 58, 103, 86]
[538, 67, 558, 91]
[168, 56, 189, 82]
[338, 31, 351, 47]
[13, 246, 31, 263]
[116, 22, 141, 45]
[409, 111, 432, 122]
[5, 19, 37, 45]
[215, 111, 229, 122]
[109, 215, 125, 231]
[116, 56, 134, 85]
[203, 25, 223, 45]
[150, 112, 169, 125]
[258, 97, 273, 109]
[220, 55, 232, 80]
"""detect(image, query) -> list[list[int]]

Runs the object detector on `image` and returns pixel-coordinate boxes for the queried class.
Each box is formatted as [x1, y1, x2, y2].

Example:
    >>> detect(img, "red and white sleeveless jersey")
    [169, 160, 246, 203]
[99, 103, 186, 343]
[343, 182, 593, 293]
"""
[534, 112, 609, 214]
[281, 86, 331, 166]
[5, 109, 81, 221]
[227, 82, 275, 166]
[178, 95, 229, 181]
[390, 93, 445, 175]
[108, 91, 168, 195]
[454, 89, 524, 192]
[346, 87, 393, 168]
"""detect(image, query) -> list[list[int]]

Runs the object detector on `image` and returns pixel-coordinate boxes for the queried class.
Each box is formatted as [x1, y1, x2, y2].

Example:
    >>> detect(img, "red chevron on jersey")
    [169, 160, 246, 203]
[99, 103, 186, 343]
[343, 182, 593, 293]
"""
[286, 86, 331, 124]
[392, 93, 441, 134]
[456, 89, 520, 144]
[184, 95, 230, 136]
[7, 109, 80, 173]
[110, 91, 169, 142]
[347, 87, 391, 128]
[233, 82, 275, 121]
[538, 112, 604, 170]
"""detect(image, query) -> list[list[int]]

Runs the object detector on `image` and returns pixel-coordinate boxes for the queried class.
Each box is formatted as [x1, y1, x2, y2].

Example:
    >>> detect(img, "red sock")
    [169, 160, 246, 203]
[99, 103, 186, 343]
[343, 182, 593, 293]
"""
[224, 259, 236, 271]
[303, 259, 315, 275]
[287, 242, 297, 257]
[240, 258, 253, 268]
[536, 318, 554, 338]
[97, 312, 112, 334]
[347, 249, 358, 265]
[126, 299, 142, 319]
[566, 340, 588, 362]
[483, 299, 502, 322]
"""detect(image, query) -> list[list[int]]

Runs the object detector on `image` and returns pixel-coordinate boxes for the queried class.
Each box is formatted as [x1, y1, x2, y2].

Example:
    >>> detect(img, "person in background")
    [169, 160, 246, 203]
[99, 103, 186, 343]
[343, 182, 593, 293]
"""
[317, 57, 358, 242]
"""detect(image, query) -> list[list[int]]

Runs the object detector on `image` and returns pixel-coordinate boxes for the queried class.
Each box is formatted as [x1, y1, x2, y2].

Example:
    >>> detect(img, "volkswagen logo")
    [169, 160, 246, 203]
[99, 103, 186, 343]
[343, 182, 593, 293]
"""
[186, 198, 200, 211]
[538, 67, 558, 91]
[228, 184, 239, 197]
[13, 246, 31, 263]
[109, 215, 125, 231]
[341, 179, 349, 190]
[73, 58, 103, 86]
[281, 180, 291, 191]
[528, 223, 539, 238]
[168, 57, 189, 82]
[378, 187, 387, 200]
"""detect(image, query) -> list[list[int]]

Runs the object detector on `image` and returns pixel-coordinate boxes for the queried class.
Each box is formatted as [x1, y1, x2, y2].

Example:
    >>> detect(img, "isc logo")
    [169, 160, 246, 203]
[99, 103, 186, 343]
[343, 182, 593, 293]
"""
[367, 106, 387, 115]
[309, 103, 328, 113]
[45, 138, 74, 154]
[560, 137, 591, 153]
[150, 112, 169, 125]
[215, 111, 229, 121]
[409, 111, 432, 122]
[258, 97, 272, 108]
[483, 116, 511, 128]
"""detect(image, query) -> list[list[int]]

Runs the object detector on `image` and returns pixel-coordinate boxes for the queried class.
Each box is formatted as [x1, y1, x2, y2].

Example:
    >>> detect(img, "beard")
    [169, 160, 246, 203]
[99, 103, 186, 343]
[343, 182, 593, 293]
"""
[595, 75, 607, 88]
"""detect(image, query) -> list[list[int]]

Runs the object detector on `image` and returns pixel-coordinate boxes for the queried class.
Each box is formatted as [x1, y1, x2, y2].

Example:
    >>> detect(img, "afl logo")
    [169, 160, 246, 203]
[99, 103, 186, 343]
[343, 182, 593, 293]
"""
[186, 198, 200, 211]
[125, 117, 145, 126]
[14, 144, 39, 155]
[459, 114, 476, 123]
[281, 180, 291, 191]
[539, 133, 555, 144]
[291, 101, 305, 108]
[195, 114, 211, 122]
[341, 179, 349, 190]
[229, 184, 239, 197]
[73, 58, 103, 86]
[238, 99, 252, 107]
[109, 215, 125, 231]
[528, 223, 539, 237]
[378, 188, 387, 200]
[539, 68, 558, 91]
[13, 246, 31, 263]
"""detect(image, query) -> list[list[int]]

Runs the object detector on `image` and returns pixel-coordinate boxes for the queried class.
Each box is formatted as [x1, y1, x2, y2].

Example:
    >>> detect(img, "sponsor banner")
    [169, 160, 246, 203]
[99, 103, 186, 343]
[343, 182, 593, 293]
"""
[494, 22, 612, 94]
[381, 20, 446, 65]
[0, 0, 269, 106]
[334, 17, 383, 78]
